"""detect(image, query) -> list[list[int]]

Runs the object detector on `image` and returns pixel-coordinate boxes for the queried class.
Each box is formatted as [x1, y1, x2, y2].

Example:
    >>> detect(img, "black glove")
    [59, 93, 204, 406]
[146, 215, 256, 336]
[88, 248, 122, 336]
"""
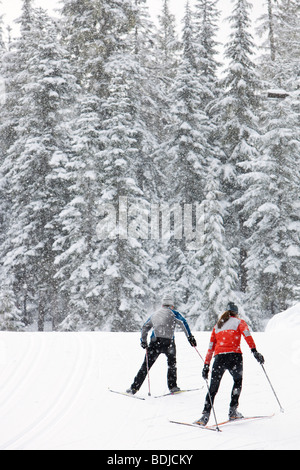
[188, 335, 197, 347]
[252, 348, 265, 364]
[202, 364, 209, 380]
[141, 341, 148, 349]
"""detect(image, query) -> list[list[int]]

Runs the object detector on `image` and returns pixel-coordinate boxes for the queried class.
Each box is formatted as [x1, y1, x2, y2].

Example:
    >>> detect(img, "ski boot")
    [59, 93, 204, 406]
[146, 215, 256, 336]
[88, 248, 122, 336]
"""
[229, 407, 244, 420]
[194, 413, 210, 426]
[169, 386, 181, 393]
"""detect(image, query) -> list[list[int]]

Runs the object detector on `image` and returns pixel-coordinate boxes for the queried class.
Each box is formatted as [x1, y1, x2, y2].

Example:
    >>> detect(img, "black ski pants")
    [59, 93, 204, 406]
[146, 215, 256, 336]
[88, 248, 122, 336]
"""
[203, 353, 243, 414]
[131, 337, 177, 392]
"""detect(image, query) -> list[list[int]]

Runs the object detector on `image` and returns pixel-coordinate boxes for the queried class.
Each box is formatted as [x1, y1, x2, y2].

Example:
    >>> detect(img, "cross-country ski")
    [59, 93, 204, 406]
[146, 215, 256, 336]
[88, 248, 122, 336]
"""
[154, 388, 202, 398]
[170, 414, 274, 432]
[110, 387, 201, 399]
[210, 414, 275, 429]
[169, 420, 221, 432]
[108, 389, 145, 400]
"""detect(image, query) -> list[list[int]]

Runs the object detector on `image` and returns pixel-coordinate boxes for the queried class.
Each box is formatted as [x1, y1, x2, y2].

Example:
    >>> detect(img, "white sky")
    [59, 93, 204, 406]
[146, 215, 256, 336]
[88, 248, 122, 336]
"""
[1, 0, 267, 48]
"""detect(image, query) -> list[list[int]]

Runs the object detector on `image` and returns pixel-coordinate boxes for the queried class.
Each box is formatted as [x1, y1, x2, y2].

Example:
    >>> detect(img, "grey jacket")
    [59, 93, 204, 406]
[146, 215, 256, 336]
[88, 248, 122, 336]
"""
[141, 307, 192, 343]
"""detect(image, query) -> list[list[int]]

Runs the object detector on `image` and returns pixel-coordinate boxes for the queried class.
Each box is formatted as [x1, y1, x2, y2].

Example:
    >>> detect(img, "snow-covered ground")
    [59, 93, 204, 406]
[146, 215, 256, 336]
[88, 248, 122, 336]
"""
[0, 304, 299, 450]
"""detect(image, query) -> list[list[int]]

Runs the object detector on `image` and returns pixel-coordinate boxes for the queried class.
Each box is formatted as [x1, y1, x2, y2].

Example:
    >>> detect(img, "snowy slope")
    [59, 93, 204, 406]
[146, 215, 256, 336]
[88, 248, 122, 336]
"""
[0, 305, 299, 450]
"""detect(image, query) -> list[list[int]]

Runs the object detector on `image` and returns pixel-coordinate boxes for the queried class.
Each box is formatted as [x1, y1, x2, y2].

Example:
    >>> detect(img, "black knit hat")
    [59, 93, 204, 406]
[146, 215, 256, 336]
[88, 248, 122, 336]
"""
[227, 302, 238, 313]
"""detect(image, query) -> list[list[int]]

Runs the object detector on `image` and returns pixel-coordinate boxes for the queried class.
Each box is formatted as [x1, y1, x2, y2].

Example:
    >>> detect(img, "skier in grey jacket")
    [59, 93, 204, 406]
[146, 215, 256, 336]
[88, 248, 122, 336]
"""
[127, 294, 197, 395]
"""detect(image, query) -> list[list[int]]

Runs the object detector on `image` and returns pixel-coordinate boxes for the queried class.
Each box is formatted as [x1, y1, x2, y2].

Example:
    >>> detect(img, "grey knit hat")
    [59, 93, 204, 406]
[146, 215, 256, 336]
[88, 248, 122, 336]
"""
[162, 294, 174, 306]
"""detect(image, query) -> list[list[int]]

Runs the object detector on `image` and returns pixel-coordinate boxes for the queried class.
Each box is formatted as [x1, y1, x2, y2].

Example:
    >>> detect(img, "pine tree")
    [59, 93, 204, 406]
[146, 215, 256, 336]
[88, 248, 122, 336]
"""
[1, 0, 298, 332]
[153, 0, 182, 197]
[257, 0, 300, 91]
[245, 0, 300, 323]
[216, 0, 262, 297]
[0, 5, 4, 52]
[0, 10, 23, 331]
[194, 0, 221, 108]
[156, 0, 180, 87]
[256, 0, 277, 63]
[54, 93, 105, 331]
[130, 1, 169, 304]
[0, 4, 6, 197]
[239, 92, 300, 323]
[273, 0, 300, 90]
[167, 1, 212, 205]
[0, 0, 34, 158]
[128, 0, 162, 199]
[193, 161, 240, 330]
[60, 0, 135, 95]
[0, 283, 24, 331]
[95, 50, 156, 331]
[162, 2, 214, 317]
[57, 0, 162, 330]
[176, 0, 240, 328]
[0, 0, 36, 327]
[1, 4, 79, 330]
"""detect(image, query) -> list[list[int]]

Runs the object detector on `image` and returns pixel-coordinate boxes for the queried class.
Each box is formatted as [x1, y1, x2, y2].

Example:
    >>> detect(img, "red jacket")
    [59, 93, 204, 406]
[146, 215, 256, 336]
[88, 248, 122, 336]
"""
[205, 316, 256, 365]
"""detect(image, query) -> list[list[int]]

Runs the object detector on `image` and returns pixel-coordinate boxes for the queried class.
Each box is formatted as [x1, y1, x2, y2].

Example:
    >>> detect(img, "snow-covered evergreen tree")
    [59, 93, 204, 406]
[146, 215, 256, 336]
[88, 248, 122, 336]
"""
[128, 0, 162, 199]
[162, 2, 214, 317]
[60, 0, 135, 95]
[0, 0, 35, 158]
[192, 161, 239, 330]
[0, 0, 36, 326]
[129, 1, 170, 304]
[194, 0, 221, 108]
[273, 0, 300, 89]
[0, 282, 24, 331]
[167, 2, 212, 206]
[0, 0, 299, 332]
[239, 92, 300, 324]
[95, 50, 156, 331]
[245, 0, 300, 323]
[0, 4, 79, 330]
[53, 93, 105, 331]
[0, 6, 4, 52]
[256, 0, 277, 63]
[257, 0, 300, 91]
[0, 10, 24, 331]
[153, 0, 182, 197]
[216, 0, 262, 297]
[156, 0, 180, 88]
[0, 8, 6, 160]
[57, 0, 162, 331]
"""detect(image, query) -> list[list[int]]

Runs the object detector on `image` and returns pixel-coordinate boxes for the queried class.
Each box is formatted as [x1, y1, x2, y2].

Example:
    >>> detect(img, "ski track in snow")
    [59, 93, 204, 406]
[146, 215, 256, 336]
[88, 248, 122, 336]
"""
[0, 306, 299, 450]
[0, 333, 97, 450]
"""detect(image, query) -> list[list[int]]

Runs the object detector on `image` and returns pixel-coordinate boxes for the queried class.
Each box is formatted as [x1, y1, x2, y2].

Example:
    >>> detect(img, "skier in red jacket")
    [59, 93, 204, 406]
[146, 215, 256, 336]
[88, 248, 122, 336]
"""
[195, 302, 264, 426]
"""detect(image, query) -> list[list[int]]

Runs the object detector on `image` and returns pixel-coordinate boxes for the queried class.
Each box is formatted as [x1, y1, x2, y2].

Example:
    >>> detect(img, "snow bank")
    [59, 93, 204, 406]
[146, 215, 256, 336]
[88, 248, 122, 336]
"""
[265, 302, 300, 332]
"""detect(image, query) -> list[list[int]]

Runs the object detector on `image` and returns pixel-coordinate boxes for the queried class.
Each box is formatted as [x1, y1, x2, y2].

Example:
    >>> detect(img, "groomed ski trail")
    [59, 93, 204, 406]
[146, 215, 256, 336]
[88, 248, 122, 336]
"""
[0, 304, 299, 450]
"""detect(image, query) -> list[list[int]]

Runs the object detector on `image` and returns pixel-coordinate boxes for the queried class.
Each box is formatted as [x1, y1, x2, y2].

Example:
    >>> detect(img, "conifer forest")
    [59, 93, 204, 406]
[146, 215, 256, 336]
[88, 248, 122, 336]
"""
[0, 0, 299, 332]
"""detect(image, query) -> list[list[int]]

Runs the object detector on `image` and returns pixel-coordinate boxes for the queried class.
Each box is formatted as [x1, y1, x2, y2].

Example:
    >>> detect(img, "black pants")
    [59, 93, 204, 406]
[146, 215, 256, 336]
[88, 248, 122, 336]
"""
[131, 338, 177, 391]
[203, 353, 243, 414]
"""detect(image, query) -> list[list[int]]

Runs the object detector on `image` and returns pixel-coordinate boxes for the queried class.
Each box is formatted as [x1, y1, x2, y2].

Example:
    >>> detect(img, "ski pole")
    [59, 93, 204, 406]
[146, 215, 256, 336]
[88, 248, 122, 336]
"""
[145, 348, 151, 396]
[261, 363, 284, 413]
[194, 347, 221, 432]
